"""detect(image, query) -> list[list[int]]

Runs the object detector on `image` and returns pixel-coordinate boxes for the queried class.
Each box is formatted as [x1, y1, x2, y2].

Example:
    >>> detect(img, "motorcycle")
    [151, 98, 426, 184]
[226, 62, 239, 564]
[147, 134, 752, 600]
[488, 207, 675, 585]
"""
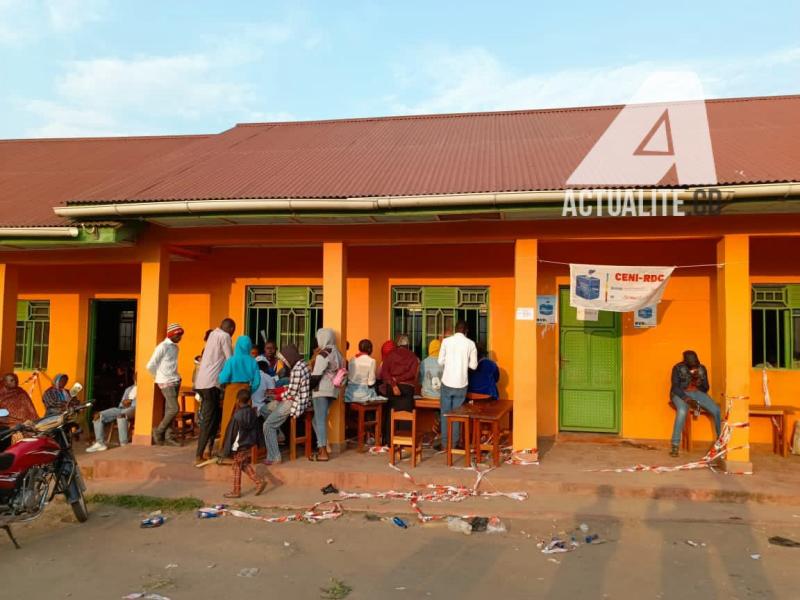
[0, 401, 92, 549]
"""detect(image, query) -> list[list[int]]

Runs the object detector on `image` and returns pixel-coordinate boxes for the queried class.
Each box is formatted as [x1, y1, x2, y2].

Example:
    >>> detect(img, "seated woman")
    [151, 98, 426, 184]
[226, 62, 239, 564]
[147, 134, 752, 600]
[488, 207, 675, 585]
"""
[345, 339, 383, 403]
[43, 373, 72, 416]
[468, 346, 500, 400]
[419, 339, 443, 399]
[0, 373, 39, 451]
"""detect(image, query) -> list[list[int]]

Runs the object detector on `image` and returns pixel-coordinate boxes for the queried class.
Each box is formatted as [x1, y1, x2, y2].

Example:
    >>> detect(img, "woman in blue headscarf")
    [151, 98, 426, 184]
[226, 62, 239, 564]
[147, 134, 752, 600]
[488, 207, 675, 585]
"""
[219, 336, 261, 441]
[43, 373, 71, 416]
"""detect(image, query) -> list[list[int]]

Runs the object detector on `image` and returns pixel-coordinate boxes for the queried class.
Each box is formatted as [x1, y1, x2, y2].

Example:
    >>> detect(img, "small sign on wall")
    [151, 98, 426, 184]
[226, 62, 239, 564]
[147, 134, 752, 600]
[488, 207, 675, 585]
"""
[515, 307, 535, 321]
[633, 304, 657, 328]
[536, 295, 557, 325]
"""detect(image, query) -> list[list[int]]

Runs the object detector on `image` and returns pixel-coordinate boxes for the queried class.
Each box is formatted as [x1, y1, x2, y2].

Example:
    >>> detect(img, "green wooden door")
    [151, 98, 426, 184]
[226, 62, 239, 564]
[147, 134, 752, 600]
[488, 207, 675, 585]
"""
[558, 288, 621, 433]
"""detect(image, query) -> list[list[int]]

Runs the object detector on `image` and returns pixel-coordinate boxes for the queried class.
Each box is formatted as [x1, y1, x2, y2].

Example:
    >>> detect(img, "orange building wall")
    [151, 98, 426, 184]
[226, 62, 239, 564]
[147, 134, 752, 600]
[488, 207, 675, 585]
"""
[10, 236, 797, 447]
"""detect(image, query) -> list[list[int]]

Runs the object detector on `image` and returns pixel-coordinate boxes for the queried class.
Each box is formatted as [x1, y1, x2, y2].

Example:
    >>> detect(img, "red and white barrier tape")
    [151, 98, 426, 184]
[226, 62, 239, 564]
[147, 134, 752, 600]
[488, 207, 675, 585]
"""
[221, 501, 343, 524]
[339, 464, 527, 522]
[502, 447, 540, 465]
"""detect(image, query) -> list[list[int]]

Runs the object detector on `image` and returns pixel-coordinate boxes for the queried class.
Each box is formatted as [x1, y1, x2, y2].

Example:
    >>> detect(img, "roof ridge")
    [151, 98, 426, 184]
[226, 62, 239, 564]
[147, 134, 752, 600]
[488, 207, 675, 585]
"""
[0, 133, 212, 144]
[235, 93, 800, 128]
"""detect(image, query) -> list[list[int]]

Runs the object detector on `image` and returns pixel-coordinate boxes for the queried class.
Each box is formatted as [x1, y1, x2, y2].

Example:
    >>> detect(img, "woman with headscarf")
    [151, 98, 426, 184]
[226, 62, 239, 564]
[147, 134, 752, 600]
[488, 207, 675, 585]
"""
[380, 335, 420, 444]
[43, 373, 72, 416]
[261, 344, 310, 464]
[219, 335, 261, 444]
[419, 339, 444, 399]
[376, 340, 396, 397]
[0, 373, 39, 450]
[309, 328, 344, 461]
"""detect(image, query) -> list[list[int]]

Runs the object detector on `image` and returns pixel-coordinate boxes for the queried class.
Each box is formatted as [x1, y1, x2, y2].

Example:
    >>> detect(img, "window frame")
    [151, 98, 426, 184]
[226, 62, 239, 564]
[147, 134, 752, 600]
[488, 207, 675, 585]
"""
[15, 300, 50, 370]
[245, 286, 323, 359]
[751, 284, 800, 370]
[391, 286, 489, 358]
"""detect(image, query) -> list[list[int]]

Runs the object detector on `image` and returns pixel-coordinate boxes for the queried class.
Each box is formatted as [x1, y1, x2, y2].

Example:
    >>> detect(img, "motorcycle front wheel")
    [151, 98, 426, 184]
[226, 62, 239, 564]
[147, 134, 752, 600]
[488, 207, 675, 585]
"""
[67, 473, 89, 523]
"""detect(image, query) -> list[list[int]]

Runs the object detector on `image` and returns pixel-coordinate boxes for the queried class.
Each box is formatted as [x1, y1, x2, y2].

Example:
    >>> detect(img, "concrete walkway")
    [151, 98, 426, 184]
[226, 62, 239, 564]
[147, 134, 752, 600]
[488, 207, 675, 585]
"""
[78, 438, 800, 513]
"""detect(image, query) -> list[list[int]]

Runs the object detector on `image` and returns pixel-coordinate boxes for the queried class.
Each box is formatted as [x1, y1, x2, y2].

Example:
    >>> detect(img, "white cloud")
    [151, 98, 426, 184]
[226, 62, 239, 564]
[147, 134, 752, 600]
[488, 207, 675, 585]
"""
[0, 0, 104, 44]
[391, 45, 800, 115]
[22, 19, 305, 137]
[44, 0, 105, 32]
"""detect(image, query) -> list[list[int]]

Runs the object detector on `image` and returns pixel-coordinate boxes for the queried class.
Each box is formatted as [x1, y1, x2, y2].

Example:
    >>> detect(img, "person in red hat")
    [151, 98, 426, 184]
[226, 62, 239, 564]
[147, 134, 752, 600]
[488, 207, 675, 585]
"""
[146, 323, 184, 446]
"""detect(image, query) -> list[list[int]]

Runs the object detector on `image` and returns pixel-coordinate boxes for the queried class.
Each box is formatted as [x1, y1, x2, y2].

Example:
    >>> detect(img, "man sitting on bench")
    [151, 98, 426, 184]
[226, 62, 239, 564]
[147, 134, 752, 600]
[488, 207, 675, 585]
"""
[669, 350, 721, 457]
[87, 374, 137, 452]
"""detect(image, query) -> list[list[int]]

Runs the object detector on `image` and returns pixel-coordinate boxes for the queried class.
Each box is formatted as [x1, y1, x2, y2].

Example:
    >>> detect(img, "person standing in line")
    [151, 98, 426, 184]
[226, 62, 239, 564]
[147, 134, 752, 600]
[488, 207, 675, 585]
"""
[309, 328, 344, 462]
[436, 320, 477, 451]
[218, 335, 262, 444]
[194, 318, 236, 464]
[147, 323, 184, 446]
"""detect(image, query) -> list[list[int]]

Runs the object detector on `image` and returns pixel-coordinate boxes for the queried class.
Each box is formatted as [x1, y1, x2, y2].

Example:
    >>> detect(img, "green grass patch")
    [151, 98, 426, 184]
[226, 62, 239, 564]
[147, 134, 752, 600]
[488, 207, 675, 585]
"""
[87, 493, 204, 513]
[321, 578, 352, 599]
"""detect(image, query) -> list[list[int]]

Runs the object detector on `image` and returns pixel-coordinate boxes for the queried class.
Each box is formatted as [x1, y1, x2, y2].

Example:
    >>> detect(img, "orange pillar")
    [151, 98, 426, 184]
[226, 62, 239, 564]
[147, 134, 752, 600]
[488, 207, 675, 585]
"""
[512, 239, 538, 452]
[0, 264, 19, 374]
[323, 242, 347, 452]
[133, 243, 170, 446]
[716, 234, 751, 471]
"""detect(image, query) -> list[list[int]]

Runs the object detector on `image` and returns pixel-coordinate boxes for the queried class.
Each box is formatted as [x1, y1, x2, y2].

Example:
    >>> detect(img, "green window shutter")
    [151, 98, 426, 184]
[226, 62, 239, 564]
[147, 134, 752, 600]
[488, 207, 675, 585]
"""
[16, 300, 29, 321]
[787, 285, 800, 308]
[277, 286, 309, 308]
[423, 287, 457, 308]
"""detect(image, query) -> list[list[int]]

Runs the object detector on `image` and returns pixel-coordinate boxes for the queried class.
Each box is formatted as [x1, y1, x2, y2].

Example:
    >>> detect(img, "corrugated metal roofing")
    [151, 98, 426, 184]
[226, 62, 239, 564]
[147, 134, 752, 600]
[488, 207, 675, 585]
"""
[0, 134, 209, 226]
[69, 95, 800, 205]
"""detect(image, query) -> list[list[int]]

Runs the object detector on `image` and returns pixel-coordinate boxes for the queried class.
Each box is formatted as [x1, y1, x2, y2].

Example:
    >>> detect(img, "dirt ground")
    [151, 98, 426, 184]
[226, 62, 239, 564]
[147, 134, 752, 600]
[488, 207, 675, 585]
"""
[1, 499, 799, 600]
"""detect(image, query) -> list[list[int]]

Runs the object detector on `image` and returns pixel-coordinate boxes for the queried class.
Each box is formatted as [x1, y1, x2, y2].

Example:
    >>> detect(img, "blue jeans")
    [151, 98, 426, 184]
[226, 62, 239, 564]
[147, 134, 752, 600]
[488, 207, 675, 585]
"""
[440, 385, 467, 448]
[312, 396, 333, 449]
[93, 406, 135, 444]
[671, 391, 722, 447]
[261, 400, 291, 462]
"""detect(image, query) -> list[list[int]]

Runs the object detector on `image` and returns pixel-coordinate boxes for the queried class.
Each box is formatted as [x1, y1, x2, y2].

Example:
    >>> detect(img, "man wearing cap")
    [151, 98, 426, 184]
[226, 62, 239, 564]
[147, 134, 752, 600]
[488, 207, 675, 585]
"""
[147, 323, 184, 446]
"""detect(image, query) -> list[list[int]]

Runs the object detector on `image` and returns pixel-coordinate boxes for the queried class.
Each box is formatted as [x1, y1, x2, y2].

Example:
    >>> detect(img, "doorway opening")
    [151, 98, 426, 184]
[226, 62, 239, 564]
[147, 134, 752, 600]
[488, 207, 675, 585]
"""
[86, 300, 137, 412]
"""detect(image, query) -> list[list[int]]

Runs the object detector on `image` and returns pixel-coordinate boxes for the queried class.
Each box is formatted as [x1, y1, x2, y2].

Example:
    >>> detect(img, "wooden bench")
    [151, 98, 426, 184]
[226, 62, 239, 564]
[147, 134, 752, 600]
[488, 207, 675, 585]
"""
[749, 405, 795, 457]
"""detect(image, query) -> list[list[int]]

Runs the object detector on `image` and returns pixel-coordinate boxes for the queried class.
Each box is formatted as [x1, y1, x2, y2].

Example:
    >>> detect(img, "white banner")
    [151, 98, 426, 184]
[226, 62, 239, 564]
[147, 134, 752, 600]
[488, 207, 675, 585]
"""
[569, 264, 674, 312]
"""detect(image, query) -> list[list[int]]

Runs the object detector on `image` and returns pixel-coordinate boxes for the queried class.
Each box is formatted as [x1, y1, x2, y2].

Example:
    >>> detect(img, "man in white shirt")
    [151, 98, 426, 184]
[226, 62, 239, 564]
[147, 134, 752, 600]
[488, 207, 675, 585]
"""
[194, 318, 235, 463]
[87, 374, 137, 452]
[436, 320, 478, 450]
[147, 323, 184, 446]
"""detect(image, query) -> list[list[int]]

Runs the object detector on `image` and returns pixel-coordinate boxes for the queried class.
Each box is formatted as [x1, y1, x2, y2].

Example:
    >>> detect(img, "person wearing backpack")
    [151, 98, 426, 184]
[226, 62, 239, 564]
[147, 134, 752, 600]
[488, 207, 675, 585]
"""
[309, 328, 345, 461]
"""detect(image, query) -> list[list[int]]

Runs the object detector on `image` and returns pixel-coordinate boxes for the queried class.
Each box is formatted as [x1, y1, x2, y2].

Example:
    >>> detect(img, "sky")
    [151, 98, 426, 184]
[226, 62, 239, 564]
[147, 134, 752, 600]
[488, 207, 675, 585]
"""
[0, 0, 798, 138]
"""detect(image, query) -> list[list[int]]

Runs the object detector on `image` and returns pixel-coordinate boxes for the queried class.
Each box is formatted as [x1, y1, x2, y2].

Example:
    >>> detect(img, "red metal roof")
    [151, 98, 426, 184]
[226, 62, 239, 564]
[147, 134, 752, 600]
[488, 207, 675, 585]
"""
[0, 134, 209, 226]
[69, 95, 800, 205]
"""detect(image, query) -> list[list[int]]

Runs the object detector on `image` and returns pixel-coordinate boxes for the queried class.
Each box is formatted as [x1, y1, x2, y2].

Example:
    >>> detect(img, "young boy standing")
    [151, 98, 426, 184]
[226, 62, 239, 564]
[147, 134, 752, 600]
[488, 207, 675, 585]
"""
[222, 388, 267, 498]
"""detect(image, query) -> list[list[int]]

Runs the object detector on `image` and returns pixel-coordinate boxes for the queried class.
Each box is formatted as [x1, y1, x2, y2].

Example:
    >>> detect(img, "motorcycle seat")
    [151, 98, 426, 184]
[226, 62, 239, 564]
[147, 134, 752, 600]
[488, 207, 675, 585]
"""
[0, 453, 13, 470]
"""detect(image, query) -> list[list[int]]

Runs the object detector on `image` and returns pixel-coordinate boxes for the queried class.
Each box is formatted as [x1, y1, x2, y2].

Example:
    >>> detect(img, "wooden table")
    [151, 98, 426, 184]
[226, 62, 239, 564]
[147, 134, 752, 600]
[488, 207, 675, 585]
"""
[445, 400, 513, 467]
[749, 404, 795, 457]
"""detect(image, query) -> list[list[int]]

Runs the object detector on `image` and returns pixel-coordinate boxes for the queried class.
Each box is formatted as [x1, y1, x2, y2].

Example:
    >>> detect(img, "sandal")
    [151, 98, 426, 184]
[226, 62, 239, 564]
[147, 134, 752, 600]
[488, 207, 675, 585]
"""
[223, 491, 241, 499]
[254, 481, 267, 496]
[317, 448, 330, 462]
